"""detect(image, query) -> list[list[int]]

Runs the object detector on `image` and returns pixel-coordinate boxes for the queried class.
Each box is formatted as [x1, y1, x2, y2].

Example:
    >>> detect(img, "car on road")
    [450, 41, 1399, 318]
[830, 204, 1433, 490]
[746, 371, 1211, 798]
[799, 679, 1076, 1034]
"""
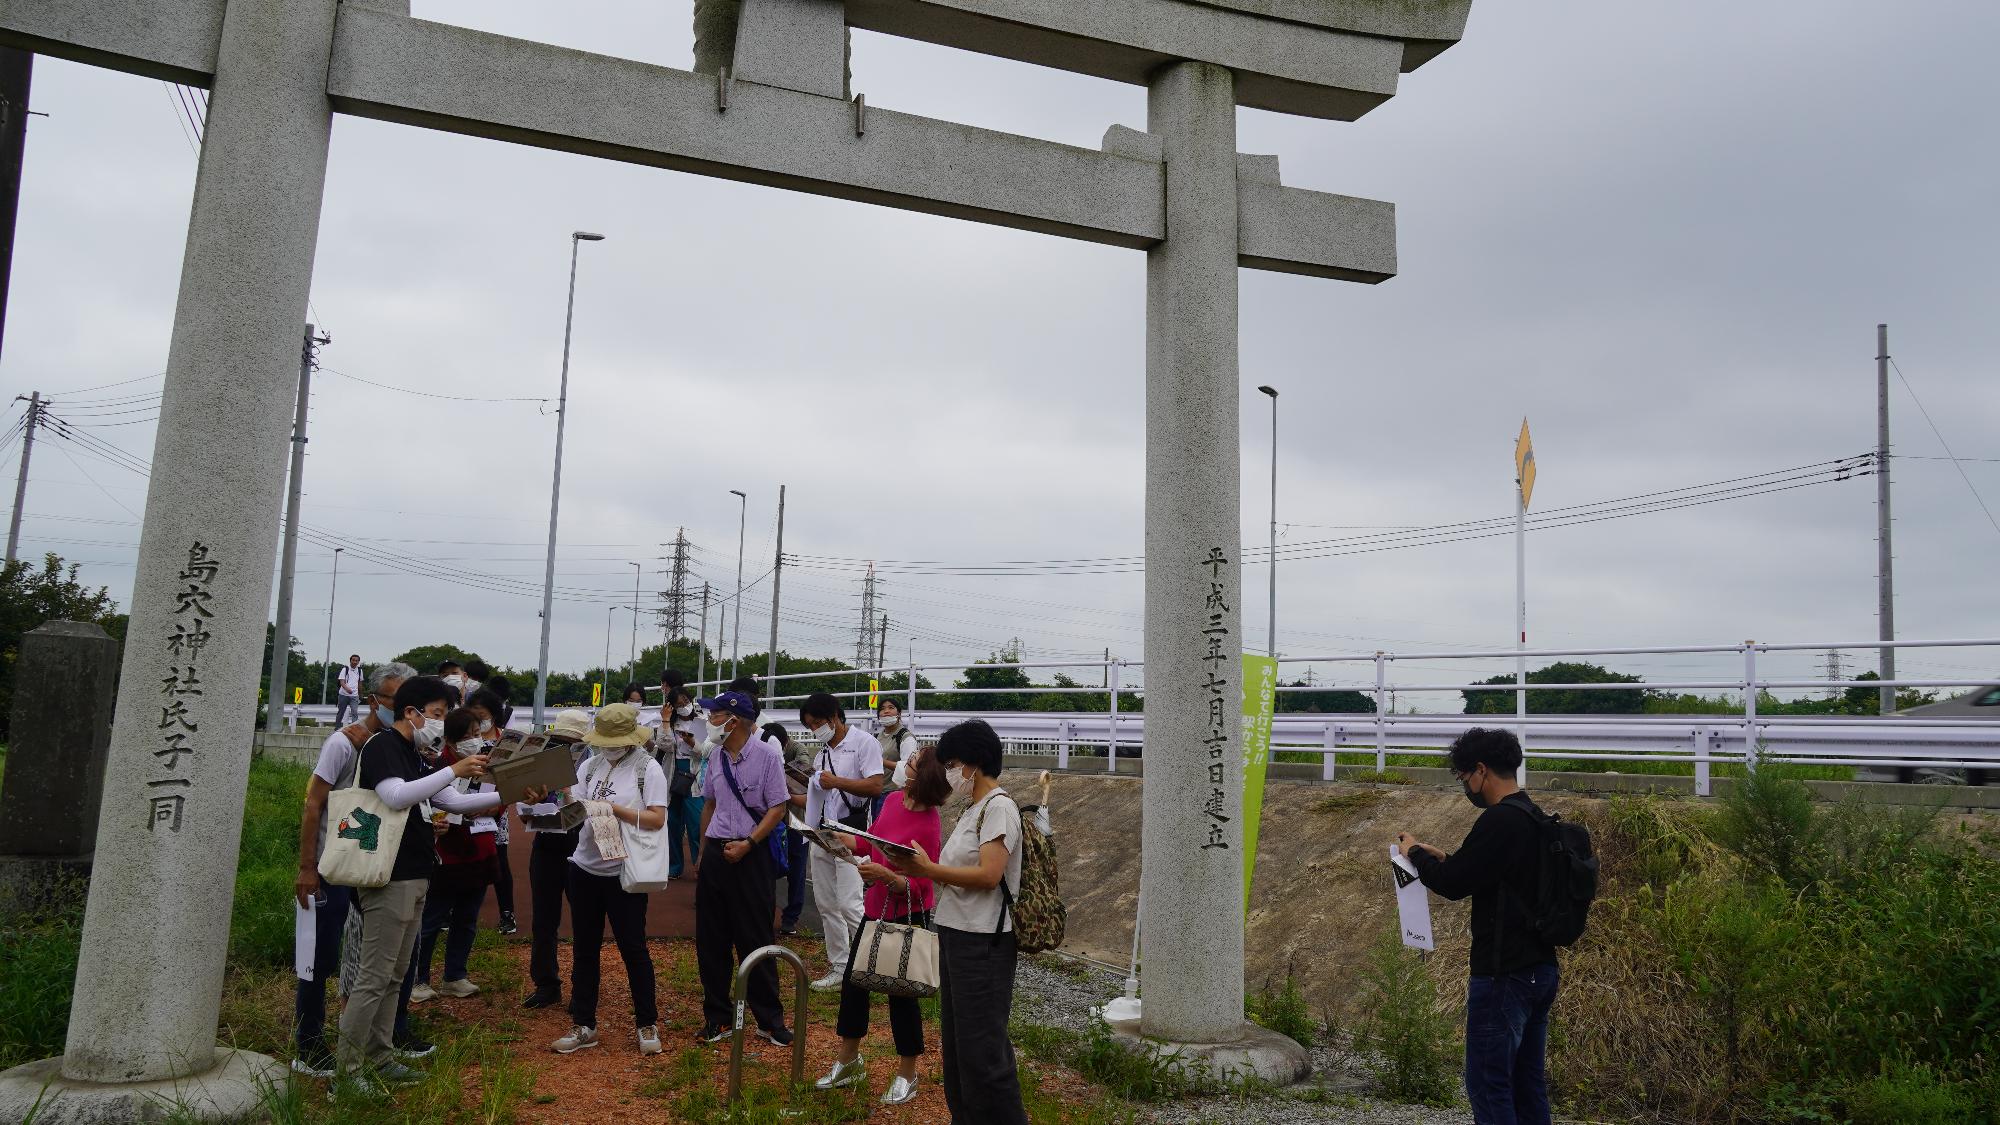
[1855, 682, 1999, 785]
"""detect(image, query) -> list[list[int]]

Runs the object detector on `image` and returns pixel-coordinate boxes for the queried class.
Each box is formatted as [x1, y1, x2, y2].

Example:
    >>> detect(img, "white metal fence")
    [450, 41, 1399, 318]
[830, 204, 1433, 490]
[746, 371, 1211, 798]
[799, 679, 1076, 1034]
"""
[274, 637, 1999, 797]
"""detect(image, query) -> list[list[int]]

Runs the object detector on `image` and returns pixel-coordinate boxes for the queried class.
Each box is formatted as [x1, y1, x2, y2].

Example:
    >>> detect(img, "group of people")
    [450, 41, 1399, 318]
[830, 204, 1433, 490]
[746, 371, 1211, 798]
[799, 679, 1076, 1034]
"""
[292, 661, 1033, 1123]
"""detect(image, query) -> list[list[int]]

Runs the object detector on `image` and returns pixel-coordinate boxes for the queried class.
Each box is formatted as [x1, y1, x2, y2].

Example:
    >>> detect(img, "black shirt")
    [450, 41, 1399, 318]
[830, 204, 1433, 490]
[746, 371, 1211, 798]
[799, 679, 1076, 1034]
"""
[358, 727, 437, 882]
[1410, 792, 1558, 976]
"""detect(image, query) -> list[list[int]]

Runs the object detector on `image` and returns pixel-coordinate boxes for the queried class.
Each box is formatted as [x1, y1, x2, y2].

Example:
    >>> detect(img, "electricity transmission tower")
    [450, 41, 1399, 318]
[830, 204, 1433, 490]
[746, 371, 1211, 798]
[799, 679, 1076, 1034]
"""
[854, 562, 878, 670]
[1822, 648, 1849, 700]
[659, 528, 693, 645]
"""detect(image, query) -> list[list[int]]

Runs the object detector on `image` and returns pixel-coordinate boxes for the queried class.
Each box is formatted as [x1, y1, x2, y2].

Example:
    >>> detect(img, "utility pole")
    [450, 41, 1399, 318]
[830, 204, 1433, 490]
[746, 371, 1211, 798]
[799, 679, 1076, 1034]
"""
[696, 582, 710, 688]
[1872, 322, 1888, 708]
[627, 560, 642, 688]
[534, 230, 606, 728]
[5, 389, 40, 564]
[764, 484, 786, 696]
[601, 605, 615, 706]
[729, 488, 747, 680]
[878, 612, 889, 672]
[263, 325, 328, 732]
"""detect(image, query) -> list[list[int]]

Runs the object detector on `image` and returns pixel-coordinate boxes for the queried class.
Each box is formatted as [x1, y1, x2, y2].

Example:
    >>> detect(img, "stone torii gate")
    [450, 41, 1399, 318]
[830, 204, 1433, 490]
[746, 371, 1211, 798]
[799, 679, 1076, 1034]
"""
[0, 0, 1470, 1116]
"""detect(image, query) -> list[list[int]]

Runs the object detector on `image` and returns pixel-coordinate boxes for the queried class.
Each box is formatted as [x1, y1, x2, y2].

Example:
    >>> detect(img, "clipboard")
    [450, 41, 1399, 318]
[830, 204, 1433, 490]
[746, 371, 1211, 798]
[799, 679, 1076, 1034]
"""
[841, 822, 919, 863]
[490, 738, 578, 805]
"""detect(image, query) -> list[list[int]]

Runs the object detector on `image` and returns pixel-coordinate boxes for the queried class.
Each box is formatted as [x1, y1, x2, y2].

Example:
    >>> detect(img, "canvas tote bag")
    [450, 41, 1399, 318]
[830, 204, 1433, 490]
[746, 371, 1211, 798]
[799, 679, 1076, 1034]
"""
[318, 787, 407, 889]
[850, 884, 939, 998]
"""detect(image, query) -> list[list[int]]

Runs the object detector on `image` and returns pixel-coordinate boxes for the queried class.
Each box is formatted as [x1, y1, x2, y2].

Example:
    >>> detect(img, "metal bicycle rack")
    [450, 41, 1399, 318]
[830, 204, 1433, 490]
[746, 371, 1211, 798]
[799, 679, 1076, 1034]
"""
[726, 943, 810, 1104]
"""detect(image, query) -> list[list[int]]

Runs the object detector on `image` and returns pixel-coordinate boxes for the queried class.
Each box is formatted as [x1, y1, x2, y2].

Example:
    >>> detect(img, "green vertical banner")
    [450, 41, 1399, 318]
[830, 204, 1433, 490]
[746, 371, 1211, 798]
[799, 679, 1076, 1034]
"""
[1240, 654, 1279, 914]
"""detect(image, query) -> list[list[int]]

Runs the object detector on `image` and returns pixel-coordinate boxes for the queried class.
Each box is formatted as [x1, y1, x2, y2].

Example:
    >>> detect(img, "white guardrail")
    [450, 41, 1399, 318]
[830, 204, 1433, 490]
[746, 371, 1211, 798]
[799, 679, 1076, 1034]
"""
[273, 637, 1999, 798]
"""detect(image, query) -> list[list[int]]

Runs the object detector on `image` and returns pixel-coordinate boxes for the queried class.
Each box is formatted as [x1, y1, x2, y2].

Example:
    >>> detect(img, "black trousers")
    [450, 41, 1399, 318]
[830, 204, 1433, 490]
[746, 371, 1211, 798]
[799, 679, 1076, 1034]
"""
[695, 836, 785, 1032]
[836, 911, 931, 1058]
[528, 830, 577, 992]
[938, 926, 1028, 1125]
[565, 865, 657, 1029]
[492, 841, 515, 915]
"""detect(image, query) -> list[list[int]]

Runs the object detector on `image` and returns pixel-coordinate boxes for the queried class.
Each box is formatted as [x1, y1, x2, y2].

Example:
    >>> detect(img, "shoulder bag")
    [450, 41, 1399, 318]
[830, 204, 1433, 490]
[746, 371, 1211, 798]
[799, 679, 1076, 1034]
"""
[582, 754, 672, 894]
[717, 745, 788, 873]
[851, 882, 939, 998]
[319, 785, 406, 889]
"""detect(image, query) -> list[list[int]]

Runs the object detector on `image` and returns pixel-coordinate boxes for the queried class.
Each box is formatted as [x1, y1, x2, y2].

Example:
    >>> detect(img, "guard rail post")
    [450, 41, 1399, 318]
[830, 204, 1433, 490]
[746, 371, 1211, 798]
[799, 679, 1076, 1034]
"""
[1742, 642, 1759, 773]
[1693, 728, 1713, 797]
[1373, 652, 1387, 773]
[1322, 721, 1337, 781]
[726, 943, 809, 1104]
[1058, 719, 1071, 770]
[1106, 660, 1121, 774]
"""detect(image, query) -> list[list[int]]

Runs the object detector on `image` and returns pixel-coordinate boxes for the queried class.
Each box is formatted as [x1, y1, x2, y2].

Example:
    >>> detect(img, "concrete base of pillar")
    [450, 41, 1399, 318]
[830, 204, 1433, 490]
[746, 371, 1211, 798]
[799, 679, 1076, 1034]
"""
[0, 1049, 284, 1124]
[1103, 1017, 1313, 1089]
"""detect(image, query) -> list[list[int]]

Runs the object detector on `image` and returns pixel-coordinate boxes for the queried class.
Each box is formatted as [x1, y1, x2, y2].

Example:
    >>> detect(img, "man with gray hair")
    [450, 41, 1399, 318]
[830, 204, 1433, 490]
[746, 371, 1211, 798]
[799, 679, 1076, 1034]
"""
[289, 660, 417, 1077]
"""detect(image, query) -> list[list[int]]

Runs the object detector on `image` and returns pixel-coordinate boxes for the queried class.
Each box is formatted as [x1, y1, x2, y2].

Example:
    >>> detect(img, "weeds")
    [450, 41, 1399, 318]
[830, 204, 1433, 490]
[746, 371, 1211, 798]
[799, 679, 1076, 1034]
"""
[1351, 929, 1458, 1107]
[0, 870, 85, 1069]
[1310, 790, 1384, 814]
[1247, 974, 1318, 1050]
[1341, 769, 1413, 786]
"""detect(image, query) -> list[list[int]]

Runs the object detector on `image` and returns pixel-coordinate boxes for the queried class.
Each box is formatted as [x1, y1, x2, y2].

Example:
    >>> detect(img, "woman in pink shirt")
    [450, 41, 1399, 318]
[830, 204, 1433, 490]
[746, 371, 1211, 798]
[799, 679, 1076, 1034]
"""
[816, 748, 950, 1106]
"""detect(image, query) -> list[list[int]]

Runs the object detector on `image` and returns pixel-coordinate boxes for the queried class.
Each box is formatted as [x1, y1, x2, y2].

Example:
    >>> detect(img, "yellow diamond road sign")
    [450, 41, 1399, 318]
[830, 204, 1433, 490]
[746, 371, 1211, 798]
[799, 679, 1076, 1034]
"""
[1515, 419, 1536, 510]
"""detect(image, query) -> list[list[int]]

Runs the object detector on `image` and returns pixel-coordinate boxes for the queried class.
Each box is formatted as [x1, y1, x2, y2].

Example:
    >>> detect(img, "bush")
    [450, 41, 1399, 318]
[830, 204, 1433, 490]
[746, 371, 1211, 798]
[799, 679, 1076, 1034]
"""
[230, 758, 313, 969]
[1840, 1061, 1984, 1125]
[1247, 973, 1319, 1049]
[1351, 929, 1459, 1107]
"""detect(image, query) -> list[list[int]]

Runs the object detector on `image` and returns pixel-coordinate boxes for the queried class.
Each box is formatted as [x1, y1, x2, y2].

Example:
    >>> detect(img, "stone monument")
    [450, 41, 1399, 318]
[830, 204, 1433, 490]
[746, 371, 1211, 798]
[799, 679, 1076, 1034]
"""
[0, 619, 119, 910]
[0, 0, 1472, 1116]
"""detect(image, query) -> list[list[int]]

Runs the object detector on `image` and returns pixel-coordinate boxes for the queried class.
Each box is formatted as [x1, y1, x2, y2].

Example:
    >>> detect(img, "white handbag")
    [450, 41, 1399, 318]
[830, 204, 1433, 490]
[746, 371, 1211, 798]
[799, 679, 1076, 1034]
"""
[586, 755, 672, 894]
[850, 884, 939, 998]
[318, 787, 408, 889]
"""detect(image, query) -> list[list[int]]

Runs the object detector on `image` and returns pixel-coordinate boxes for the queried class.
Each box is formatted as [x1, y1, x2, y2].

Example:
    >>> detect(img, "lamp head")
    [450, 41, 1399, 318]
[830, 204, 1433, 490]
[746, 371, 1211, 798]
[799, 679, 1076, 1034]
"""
[1257, 385, 1278, 398]
[729, 489, 746, 499]
[572, 231, 606, 242]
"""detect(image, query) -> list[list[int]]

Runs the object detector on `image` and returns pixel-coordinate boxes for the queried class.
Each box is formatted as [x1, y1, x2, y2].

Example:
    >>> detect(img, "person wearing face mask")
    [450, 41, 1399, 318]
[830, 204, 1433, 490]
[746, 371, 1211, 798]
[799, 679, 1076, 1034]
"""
[1396, 727, 1559, 1125]
[665, 687, 706, 879]
[334, 676, 502, 1097]
[410, 708, 503, 1003]
[887, 720, 1027, 1125]
[289, 661, 414, 1079]
[550, 703, 671, 1057]
[797, 693, 884, 990]
[462, 687, 518, 935]
[519, 708, 595, 1010]
[692, 690, 794, 1047]
[878, 699, 920, 795]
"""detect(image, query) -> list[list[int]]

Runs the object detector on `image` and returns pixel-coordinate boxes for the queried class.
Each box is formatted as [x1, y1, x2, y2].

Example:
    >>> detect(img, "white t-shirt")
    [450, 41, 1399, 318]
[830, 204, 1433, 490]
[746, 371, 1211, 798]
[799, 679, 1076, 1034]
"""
[813, 726, 884, 821]
[310, 725, 365, 846]
[569, 749, 670, 877]
[337, 664, 363, 696]
[935, 789, 1023, 934]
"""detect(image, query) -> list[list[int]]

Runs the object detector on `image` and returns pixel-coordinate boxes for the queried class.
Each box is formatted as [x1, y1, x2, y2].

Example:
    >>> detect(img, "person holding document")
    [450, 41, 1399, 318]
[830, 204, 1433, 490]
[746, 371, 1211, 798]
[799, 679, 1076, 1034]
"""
[814, 746, 949, 1105]
[798, 693, 885, 990]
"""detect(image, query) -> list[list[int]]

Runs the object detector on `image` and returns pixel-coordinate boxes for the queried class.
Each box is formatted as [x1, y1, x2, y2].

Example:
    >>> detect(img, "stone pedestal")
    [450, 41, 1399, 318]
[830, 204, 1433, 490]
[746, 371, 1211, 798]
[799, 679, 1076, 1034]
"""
[1139, 59, 1246, 1045]
[0, 1050, 284, 1125]
[1103, 1017, 1313, 1088]
[0, 620, 119, 913]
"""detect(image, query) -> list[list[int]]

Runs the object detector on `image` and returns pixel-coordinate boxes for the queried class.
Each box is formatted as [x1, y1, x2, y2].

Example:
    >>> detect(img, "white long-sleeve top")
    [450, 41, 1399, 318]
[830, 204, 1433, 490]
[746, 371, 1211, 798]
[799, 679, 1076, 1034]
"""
[373, 765, 502, 814]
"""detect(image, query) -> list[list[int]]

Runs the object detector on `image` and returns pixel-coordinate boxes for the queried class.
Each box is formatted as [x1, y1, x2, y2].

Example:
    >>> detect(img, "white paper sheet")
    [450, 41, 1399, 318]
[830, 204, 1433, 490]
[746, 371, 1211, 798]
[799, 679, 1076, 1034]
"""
[803, 773, 827, 834]
[1390, 845, 1435, 951]
[295, 896, 317, 981]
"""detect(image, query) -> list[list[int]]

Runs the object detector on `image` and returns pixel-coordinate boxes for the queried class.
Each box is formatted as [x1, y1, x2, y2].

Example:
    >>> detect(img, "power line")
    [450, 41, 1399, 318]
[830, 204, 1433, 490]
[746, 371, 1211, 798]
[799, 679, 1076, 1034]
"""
[1889, 357, 2000, 538]
[320, 367, 551, 405]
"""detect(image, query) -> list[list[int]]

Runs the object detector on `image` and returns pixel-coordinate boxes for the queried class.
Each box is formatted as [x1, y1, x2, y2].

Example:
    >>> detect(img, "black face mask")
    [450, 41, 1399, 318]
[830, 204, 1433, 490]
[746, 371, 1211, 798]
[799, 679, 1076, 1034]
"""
[1462, 772, 1489, 809]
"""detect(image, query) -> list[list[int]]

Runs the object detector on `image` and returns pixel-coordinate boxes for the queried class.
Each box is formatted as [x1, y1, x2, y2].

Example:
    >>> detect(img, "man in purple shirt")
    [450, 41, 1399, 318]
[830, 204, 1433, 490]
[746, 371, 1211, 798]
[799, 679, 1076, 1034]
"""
[693, 690, 792, 1045]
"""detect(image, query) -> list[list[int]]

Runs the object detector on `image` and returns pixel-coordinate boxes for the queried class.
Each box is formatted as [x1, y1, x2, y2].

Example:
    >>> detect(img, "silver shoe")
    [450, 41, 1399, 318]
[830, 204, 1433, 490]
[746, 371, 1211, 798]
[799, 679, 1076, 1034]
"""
[815, 1056, 866, 1090]
[881, 1074, 919, 1105]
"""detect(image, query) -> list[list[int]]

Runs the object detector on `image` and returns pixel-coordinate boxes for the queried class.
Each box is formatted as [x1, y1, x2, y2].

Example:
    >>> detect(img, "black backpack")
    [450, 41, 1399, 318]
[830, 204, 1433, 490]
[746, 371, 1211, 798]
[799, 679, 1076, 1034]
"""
[1501, 796, 1598, 947]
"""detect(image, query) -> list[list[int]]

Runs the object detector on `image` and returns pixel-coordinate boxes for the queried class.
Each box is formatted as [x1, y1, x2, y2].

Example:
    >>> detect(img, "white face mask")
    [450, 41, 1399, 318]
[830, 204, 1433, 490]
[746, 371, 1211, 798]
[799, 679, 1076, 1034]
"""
[415, 716, 446, 749]
[478, 718, 494, 734]
[676, 704, 695, 718]
[702, 717, 731, 750]
[879, 713, 898, 730]
[455, 737, 484, 757]
[946, 765, 974, 799]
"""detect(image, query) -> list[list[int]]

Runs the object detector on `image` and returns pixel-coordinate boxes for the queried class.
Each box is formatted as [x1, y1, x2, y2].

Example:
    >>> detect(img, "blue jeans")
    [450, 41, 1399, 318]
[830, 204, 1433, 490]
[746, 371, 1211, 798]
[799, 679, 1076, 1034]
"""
[781, 823, 809, 927]
[293, 884, 351, 1057]
[668, 764, 703, 876]
[1464, 962, 1559, 1125]
[415, 879, 486, 984]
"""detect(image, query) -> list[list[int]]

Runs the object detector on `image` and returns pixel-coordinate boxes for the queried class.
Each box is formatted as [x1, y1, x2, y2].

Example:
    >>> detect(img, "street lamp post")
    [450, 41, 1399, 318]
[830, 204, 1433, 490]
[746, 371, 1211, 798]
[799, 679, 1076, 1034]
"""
[728, 488, 747, 680]
[601, 604, 615, 707]
[1257, 385, 1278, 657]
[628, 560, 642, 690]
[318, 546, 342, 704]
[533, 230, 605, 728]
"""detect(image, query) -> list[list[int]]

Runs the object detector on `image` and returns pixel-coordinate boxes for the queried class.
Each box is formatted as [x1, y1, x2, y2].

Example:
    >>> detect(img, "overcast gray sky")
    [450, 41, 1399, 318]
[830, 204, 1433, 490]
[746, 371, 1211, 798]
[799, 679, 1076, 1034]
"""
[5, 1, 1997, 704]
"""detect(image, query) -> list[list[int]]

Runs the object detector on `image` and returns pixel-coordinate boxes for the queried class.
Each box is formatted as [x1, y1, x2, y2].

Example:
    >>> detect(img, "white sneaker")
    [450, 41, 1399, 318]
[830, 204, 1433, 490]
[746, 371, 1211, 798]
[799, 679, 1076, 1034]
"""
[552, 1026, 600, 1054]
[436, 977, 479, 999]
[815, 1057, 866, 1090]
[809, 971, 844, 991]
[637, 1025, 662, 1056]
[409, 982, 437, 1004]
[881, 1075, 920, 1105]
